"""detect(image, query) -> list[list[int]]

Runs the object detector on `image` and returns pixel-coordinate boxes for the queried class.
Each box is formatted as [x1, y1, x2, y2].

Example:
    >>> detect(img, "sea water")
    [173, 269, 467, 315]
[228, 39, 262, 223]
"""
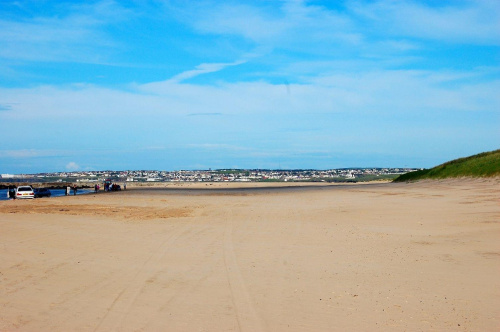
[0, 188, 93, 201]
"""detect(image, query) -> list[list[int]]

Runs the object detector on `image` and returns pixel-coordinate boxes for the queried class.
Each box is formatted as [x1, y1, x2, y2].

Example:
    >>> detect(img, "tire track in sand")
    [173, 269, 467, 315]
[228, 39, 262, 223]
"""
[93, 224, 190, 332]
[223, 207, 265, 332]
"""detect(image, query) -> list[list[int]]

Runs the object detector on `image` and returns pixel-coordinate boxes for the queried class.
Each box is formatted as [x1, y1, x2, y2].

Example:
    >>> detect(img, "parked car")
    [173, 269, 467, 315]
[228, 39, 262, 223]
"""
[34, 188, 51, 198]
[16, 186, 35, 199]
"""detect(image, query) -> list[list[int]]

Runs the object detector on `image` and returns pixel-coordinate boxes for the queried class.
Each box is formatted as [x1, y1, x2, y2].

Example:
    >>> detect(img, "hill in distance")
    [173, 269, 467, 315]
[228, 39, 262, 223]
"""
[394, 149, 500, 182]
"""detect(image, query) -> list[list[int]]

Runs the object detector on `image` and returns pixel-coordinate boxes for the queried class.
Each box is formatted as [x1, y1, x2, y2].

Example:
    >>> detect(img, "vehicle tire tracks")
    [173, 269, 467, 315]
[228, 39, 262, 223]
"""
[223, 207, 265, 332]
[93, 223, 190, 332]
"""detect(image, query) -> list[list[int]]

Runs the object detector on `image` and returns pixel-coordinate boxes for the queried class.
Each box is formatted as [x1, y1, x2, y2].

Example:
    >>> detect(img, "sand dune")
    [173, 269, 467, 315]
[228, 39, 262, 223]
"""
[1, 179, 499, 331]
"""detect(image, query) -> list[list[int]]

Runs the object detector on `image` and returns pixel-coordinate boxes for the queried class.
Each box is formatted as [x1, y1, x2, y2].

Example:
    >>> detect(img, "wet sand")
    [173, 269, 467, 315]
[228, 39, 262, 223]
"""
[1, 179, 499, 331]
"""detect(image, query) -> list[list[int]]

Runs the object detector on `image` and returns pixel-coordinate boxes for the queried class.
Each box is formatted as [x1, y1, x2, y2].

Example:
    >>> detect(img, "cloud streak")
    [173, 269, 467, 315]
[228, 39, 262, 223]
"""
[349, 0, 500, 45]
[0, 149, 66, 158]
[66, 162, 80, 171]
[167, 60, 247, 83]
[0, 1, 128, 63]
[0, 104, 12, 111]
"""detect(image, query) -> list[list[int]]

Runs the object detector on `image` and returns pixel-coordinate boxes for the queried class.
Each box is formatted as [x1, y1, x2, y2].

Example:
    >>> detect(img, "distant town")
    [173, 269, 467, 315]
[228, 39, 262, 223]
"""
[1, 168, 420, 184]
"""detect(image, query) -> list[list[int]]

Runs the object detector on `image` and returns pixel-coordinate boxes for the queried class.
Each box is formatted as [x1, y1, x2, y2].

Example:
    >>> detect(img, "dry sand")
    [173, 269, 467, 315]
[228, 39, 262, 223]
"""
[0, 179, 499, 331]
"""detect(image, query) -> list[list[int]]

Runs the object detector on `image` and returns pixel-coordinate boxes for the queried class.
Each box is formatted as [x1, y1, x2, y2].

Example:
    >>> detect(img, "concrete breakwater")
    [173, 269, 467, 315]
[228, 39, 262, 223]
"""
[0, 182, 93, 189]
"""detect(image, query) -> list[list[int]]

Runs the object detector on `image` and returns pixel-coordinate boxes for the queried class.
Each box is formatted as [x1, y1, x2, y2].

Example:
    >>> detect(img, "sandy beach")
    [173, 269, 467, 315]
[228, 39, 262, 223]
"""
[1, 179, 499, 331]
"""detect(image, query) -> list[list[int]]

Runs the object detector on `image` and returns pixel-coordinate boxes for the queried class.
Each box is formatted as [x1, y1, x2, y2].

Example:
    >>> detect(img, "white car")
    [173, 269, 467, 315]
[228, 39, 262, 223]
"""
[16, 186, 35, 199]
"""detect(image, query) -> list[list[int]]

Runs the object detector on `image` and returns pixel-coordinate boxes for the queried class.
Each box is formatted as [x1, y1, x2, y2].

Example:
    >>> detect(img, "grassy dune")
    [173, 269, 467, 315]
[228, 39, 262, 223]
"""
[394, 149, 500, 182]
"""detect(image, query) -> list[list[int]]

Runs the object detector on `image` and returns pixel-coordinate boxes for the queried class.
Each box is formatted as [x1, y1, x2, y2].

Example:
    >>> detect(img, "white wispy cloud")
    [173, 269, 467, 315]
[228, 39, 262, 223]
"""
[174, 0, 500, 72]
[66, 162, 80, 171]
[167, 60, 247, 83]
[186, 1, 359, 46]
[186, 143, 248, 151]
[0, 1, 129, 62]
[349, 0, 500, 45]
[2, 67, 496, 123]
[0, 149, 64, 158]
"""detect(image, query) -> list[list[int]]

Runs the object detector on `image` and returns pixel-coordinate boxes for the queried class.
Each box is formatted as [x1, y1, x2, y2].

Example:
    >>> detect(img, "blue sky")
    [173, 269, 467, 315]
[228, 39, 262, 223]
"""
[0, 0, 499, 173]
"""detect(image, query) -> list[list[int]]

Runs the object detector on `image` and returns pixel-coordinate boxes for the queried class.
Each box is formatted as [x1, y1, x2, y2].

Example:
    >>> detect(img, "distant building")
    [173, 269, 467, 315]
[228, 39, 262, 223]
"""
[1, 174, 15, 179]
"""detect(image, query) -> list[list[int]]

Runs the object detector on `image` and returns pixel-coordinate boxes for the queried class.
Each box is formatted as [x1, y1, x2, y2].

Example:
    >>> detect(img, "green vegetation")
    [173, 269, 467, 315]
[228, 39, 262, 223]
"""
[394, 149, 500, 182]
[351, 174, 399, 182]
